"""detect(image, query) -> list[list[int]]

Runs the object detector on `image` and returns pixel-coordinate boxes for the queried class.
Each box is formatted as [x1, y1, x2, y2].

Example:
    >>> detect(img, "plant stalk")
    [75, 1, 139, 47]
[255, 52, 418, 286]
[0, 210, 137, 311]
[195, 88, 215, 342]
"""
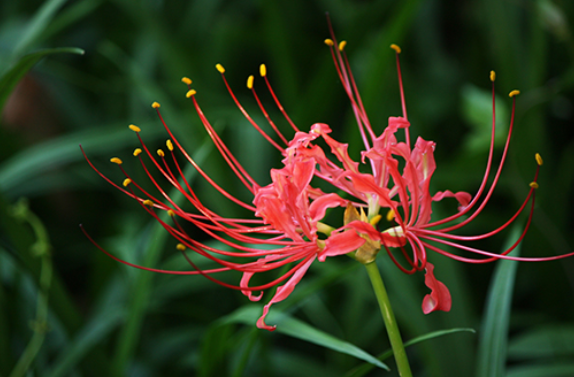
[365, 261, 412, 377]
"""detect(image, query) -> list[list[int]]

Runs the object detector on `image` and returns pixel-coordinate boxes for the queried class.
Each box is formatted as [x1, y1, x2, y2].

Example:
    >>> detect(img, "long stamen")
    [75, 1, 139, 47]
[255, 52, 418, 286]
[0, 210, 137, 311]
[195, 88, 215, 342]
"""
[423, 71, 498, 229]
[215, 64, 285, 152]
[183, 89, 259, 192]
[247, 73, 289, 146]
[391, 44, 410, 149]
[426, 87, 520, 232]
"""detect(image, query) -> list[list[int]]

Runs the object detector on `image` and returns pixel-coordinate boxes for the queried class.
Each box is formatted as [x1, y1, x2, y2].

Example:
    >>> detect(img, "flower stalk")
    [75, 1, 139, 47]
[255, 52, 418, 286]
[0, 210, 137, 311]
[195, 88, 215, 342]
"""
[365, 261, 412, 376]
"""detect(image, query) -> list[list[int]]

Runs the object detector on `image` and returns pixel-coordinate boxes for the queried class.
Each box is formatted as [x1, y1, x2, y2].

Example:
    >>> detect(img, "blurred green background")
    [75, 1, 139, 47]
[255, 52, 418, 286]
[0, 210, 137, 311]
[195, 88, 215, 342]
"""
[1, 0, 574, 376]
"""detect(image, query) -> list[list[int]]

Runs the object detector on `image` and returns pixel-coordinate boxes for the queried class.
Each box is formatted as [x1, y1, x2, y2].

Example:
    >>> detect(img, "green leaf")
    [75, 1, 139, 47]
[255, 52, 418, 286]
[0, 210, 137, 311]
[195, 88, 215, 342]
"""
[0, 122, 161, 197]
[0, 47, 84, 113]
[221, 305, 389, 371]
[476, 224, 523, 377]
[9, 0, 69, 58]
[345, 328, 476, 377]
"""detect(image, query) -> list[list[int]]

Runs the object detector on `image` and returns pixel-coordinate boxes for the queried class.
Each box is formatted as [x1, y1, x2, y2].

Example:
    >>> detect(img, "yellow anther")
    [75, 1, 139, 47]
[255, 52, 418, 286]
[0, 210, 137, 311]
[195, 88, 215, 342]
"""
[216, 63, 225, 73]
[390, 44, 401, 54]
[530, 181, 539, 189]
[167, 209, 175, 217]
[143, 199, 154, 207]
[123, 178, 132, 187]
[181, 77, 192, 85]
[386, 209, 395, 222]
[324, 38, 334, 46]
[490, 71, 496, 82]
[176, 243, 186, 251]
[129, 124, 141, 132]
[166, 139, 174, 151]
[259, 64, 267, 77]
[186, 89, 196, 98]
[110, 157, 123, 165]
[152, 102, 161, 108]
[370, 214, 382, 226]
[535, 153, 543, 166]
[338, 41, 347, 51]
[157, 149, 165, 157]
[509, 90, 520, 97]
[133, 148, 142, 157]
[247, 75, 254, 89]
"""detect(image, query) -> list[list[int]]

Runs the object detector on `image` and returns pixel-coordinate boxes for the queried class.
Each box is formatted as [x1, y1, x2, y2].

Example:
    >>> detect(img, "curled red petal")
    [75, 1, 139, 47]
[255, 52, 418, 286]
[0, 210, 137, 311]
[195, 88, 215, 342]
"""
[432, 190, 472, 211]
[422, 262, 452, 314]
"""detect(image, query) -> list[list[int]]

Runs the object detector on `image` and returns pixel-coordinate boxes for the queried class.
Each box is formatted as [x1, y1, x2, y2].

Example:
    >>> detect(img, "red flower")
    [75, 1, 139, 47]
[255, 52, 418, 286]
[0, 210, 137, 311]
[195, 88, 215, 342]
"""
[83, 27, 574, 330]
[318, 33, 574, 314]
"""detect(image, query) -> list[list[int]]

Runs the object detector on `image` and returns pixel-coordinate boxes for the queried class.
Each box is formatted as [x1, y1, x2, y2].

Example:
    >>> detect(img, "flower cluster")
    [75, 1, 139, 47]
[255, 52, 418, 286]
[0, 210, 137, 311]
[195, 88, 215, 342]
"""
[82, 28, 574, 330]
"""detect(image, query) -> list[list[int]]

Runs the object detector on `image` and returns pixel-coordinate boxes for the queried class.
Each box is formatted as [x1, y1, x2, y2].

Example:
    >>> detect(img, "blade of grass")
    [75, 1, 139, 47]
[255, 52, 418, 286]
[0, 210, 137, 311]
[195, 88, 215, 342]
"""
[344, 327, 476, 377]
[221, 305, 389, 371]
[0, 47, 84, 112]
[9, 0, 69, 59]
[0, 122, 162, 197]
[476, 224, 523, 377]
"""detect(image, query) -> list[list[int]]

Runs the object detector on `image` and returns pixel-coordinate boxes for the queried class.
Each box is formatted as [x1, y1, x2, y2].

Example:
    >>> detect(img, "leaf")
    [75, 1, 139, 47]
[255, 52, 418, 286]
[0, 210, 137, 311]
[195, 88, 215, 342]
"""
[476, 224, 523, 377]
[0, 122, 162, 197]
[221, 305, 389, 371]
[0, 47, 84, 112]
[9, 0, 69, 58]
[345, 328, 476, 377]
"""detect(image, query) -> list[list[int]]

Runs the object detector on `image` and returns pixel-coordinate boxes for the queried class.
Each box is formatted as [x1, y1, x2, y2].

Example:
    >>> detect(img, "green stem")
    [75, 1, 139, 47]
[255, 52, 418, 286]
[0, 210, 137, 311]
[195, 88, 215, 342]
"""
[364, 261, 412, 377]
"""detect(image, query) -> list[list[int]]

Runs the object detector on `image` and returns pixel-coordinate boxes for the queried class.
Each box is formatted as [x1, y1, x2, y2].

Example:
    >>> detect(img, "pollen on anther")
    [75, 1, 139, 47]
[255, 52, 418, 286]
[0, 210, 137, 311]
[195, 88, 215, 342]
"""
[176, 243, 186, 251]
[110, 157, 123, 165]
[390, 44, 401, 54]
[370, 214, 382, 226]
[338, 41, 347, 52]
[530, 181, 540, 189]
[216, 63, 225, 74]
[386, 209, 395, 222]
[133, 148, 142, 157]
[167, 210, 175, 217]
[143, 199, 154, 207]
[152, 102, 161, 108]
[129, 124, 141, 132]
[259, 64, 267, 77]
[490, 71, 496, 82]
[324, 38, 334, 46]
[123, 178, 132, 187]
[535, 153, 543, 166]
[166, 139, 174, 151]
[181, 77, 192, 85]
[247, 75, 254, 89]
[157, 149, 165, 157]
[509, 90, 520, 97]
[186, 89, 196, 98]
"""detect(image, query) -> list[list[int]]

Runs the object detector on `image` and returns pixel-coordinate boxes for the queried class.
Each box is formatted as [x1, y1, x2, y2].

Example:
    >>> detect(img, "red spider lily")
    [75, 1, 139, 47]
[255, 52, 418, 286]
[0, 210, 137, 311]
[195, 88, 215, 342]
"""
[317, 32, 574, 314]
[82, 26, 574, 330]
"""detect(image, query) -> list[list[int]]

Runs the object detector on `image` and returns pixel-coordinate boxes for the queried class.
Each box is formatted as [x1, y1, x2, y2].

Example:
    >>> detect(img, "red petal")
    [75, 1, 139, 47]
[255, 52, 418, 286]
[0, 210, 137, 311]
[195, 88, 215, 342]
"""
[422, 262, 452, 314]
[320, 229, 366, 261]
[256, 256, 315, 331]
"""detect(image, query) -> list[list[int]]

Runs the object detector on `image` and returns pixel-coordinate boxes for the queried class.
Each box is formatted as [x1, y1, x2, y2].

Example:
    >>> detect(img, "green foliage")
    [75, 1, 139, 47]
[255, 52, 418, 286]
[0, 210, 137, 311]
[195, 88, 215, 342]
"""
[1, 0, 573, 376]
